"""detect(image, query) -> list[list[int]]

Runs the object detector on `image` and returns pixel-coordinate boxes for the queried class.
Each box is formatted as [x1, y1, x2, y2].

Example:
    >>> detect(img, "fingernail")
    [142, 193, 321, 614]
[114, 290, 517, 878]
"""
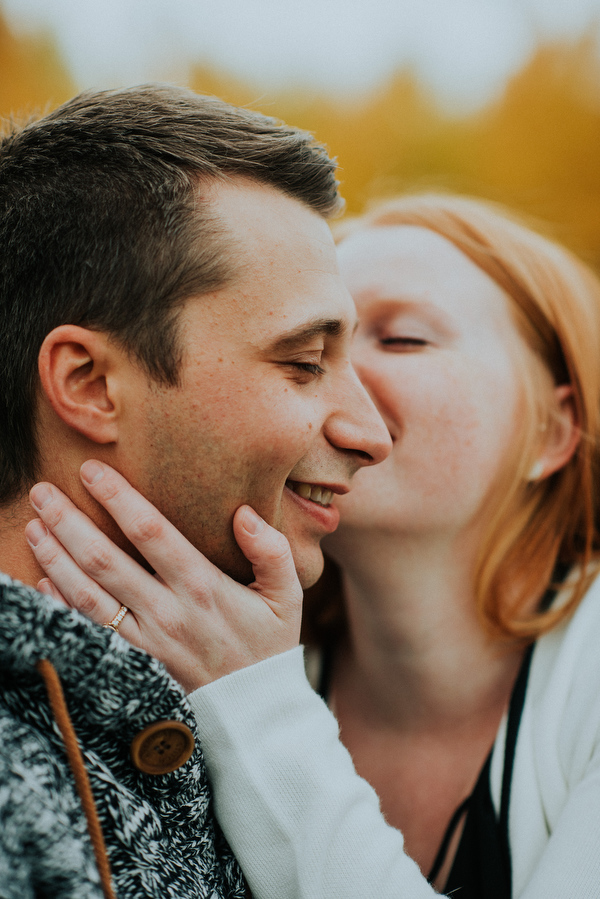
[38, 578, 57, 598]
[25, 519, 48, 547]
[81, 460, 105, 485]
[242, 507, 265, 535]
[29, 483, 53, 512]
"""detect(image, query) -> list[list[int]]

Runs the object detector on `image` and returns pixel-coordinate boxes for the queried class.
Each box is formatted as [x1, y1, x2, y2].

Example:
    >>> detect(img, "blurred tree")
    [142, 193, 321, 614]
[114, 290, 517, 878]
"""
[472, 32, 600, 264]
[191, 30, 600, 265]
[3, 6, 600, 267]
[0, 6, 73, 123]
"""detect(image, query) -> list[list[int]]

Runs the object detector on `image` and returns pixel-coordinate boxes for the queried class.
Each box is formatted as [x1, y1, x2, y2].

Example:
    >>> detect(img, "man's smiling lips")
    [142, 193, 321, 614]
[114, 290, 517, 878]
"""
[285, 479, 350, 506]
[284, 479, 349, 533]
[286, 480, 334, 506]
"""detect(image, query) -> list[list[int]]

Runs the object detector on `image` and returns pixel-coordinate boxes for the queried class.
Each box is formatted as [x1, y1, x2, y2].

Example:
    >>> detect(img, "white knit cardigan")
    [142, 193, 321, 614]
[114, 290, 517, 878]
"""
[190, 574, 600, 899]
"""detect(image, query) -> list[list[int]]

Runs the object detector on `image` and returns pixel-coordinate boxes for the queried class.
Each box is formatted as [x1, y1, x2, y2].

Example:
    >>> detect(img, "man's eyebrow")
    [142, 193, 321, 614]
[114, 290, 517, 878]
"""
[268, 318, 347, 352]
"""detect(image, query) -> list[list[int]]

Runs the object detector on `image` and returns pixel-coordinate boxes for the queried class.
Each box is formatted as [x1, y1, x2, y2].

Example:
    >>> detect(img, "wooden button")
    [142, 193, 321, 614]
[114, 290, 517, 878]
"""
[130, 720, 195, 775]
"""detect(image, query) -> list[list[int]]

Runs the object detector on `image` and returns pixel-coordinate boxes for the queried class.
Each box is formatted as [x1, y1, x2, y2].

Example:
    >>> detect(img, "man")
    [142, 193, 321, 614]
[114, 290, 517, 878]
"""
[0, 86, 389, 897]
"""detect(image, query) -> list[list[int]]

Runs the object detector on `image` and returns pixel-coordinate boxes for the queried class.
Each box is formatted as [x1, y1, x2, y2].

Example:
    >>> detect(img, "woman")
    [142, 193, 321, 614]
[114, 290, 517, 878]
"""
[299, 193, 600, 894]
[26, 194, 600, 898]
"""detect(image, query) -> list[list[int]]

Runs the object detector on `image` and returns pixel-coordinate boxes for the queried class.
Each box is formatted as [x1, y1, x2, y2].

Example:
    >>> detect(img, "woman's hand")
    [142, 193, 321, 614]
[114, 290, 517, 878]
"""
[24, 460, 303, 693]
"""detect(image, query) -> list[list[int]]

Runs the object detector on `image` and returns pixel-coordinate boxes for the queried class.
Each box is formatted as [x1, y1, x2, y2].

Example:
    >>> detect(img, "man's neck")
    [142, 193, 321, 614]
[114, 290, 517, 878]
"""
[0, 495, 46, 587]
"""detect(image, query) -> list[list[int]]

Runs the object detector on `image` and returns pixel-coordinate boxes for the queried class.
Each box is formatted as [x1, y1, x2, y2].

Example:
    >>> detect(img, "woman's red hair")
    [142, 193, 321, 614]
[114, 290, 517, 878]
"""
[303, 193, 600, 645]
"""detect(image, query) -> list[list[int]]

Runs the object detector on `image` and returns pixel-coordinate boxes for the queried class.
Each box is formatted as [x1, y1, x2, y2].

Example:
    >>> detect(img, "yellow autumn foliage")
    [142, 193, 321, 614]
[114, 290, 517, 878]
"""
[2, 5, 600, 265]
[190, 34, 600, 266]
[0, 10, 73, 121]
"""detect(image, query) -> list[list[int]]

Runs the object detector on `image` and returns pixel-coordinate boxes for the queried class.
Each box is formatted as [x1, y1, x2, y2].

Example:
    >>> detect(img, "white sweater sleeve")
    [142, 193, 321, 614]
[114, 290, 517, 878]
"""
[189, 647, 439, 899]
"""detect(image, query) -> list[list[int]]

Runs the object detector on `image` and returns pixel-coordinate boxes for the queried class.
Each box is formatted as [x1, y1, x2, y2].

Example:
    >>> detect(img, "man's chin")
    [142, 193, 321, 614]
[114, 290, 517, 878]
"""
[292, 546, 325, 590]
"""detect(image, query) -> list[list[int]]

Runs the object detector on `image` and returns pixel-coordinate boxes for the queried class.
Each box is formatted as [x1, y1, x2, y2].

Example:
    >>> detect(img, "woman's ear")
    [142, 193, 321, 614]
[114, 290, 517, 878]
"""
[528, 384, 580, 481]
[38, 325, 121, 445]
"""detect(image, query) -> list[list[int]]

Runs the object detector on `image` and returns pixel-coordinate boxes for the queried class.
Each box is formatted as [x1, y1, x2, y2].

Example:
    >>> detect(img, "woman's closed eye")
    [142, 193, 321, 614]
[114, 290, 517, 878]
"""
[380, 336, 429, 350]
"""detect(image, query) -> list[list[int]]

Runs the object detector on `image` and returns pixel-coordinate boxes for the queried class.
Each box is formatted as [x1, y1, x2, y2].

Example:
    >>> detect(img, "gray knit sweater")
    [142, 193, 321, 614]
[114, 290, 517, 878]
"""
[0, 572, 246, 899]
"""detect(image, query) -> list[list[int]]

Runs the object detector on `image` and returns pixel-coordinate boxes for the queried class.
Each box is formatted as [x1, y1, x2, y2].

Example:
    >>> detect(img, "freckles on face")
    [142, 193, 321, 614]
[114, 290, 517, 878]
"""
[119, 177, 368, 586]
[173, 352, 315, 503]
[415, 360, 518, 505]
[330, 225, 527, 537]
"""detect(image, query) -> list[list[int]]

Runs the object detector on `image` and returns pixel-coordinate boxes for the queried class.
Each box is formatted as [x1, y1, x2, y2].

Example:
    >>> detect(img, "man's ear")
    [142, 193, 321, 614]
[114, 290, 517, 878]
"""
[529, 384, 580, 481]
[38, 325, 121, 444]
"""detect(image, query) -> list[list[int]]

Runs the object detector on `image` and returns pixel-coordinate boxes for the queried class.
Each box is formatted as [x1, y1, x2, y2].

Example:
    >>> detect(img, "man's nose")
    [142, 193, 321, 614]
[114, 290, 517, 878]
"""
[327, 365, 392, 466]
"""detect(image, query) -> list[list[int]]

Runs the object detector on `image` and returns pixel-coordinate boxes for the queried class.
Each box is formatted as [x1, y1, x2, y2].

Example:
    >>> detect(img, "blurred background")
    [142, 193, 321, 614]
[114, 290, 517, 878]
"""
[3, 0, 600, 264]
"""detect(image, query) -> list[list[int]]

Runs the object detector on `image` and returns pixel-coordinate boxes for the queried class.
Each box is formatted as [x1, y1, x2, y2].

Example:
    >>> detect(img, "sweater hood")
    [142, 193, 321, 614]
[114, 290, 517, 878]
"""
[0, 572, 193, 743]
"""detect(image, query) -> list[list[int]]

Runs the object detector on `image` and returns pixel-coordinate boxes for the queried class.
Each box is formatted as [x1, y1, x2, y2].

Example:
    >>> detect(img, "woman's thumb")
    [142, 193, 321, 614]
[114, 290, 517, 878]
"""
[233, 505, 302, 617]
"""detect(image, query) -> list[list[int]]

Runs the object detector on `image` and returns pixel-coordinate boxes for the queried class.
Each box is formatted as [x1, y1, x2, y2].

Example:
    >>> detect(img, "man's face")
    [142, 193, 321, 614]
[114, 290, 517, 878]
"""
[118, 178, 391, 586]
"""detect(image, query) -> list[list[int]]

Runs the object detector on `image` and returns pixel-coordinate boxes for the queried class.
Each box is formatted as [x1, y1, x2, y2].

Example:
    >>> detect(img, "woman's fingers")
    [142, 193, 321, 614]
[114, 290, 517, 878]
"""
[78, 460, 214, 595]
[233, 505, 302, 636]
[37, 577, 69, 607]
[25, 464, 305, 691]
[29, 481, 159, 612]
[25, 511, 142, 643]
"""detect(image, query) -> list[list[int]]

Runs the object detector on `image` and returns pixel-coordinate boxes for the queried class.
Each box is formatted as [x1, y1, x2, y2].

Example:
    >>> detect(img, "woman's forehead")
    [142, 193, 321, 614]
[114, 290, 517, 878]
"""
[338, 224, 516, 332]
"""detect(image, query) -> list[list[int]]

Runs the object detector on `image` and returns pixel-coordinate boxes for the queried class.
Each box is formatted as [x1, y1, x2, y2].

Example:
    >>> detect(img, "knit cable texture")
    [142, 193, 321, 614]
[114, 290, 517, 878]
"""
[0, 573, 246, 899]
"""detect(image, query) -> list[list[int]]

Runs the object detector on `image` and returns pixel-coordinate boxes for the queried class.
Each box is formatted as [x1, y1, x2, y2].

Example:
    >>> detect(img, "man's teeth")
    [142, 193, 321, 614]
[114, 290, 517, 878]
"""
[289, 482, 334, 506]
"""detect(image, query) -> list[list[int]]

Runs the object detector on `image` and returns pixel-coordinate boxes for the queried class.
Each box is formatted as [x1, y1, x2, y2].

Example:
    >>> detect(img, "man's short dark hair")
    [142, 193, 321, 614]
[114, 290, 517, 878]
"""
[0, 84, 342, 503]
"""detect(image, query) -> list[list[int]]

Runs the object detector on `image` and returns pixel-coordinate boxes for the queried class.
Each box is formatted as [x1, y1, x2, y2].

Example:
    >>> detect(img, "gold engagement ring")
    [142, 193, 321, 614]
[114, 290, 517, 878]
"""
[103, 604, 129, 633]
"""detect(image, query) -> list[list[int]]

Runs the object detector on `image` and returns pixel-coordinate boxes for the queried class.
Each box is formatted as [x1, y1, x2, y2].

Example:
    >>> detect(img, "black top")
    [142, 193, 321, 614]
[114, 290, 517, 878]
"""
[429, 566, 566, 896]
[429, 645, 533, 897]
[317, 643, 534, 898]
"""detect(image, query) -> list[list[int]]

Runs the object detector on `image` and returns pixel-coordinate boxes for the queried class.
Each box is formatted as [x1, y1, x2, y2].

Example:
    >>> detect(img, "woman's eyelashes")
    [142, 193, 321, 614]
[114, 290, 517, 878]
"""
[379, 335, 429, 350]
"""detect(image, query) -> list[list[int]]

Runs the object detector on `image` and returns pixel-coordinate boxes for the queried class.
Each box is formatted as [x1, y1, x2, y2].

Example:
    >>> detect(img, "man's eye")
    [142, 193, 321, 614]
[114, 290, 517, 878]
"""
[290, 362, 325, 376]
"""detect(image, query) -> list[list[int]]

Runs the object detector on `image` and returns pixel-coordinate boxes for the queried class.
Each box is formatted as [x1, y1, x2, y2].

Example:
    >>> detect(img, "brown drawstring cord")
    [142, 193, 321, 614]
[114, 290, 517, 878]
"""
[36, 658, 116, 899]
